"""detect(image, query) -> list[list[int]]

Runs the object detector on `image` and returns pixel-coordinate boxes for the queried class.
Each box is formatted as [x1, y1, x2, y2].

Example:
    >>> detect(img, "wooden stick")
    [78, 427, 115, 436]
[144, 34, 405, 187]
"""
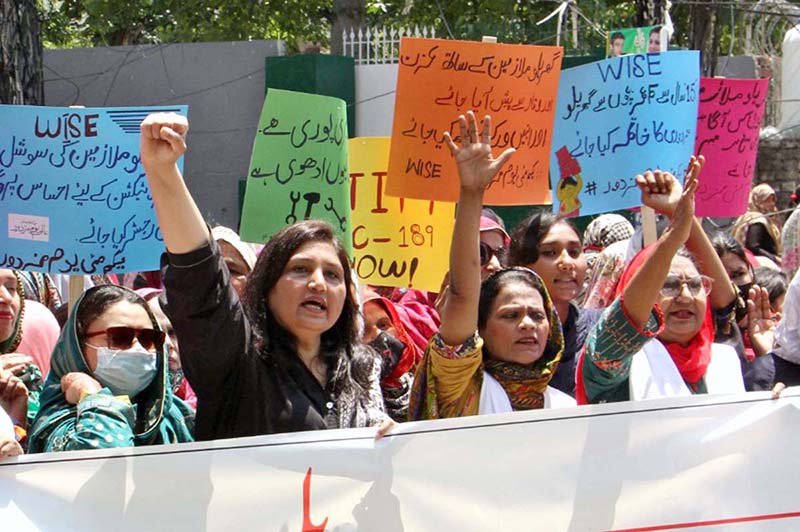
[641, 206, 657, 247]
[68, 276, 85, 315]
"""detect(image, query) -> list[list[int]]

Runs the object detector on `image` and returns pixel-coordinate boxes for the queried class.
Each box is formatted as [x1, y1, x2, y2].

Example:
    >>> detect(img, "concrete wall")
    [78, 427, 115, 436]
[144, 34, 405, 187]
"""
[354, 63, 397, 137]
[44, 40, 285, 229]
[756, 137, 800, 209]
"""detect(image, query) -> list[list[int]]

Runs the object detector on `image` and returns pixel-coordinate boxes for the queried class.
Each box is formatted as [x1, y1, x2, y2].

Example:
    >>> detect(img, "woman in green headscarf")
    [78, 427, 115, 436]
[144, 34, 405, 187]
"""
[28, 285, 194, 452]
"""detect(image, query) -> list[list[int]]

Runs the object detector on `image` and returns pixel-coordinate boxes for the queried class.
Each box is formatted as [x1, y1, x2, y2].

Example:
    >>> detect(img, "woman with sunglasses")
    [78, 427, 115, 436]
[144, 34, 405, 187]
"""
[409, 111, 575, 421]
[577, 159, 746, 403]
[138, 113, 390, 441]
[27, 285, 194, 452]
[434, 216, 510, 314]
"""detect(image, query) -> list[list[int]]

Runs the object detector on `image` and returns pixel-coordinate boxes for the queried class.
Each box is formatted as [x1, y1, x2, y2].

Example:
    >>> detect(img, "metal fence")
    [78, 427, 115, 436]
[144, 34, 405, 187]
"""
[342, 25, 437, 65]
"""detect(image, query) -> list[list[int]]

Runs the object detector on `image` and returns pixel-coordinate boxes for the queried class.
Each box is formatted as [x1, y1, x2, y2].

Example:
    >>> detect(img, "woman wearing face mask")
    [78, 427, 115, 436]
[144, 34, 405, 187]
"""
[577, 159, 749, 403]
[711, 235, 776, 390]
[362, 289, 424, 421]
[507, 213, 602, 397]
[139, 113, 390, 440]
[28, 285, 194, 452]
[409, 112, 575, 421]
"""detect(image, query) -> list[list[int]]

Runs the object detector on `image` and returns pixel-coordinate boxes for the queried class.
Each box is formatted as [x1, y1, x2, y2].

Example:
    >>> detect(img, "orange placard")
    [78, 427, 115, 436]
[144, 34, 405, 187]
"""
[386, 37, 563, 205]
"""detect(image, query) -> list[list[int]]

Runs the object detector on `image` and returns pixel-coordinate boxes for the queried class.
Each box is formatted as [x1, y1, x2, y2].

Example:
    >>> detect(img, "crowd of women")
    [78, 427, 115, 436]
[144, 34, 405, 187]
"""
[1, 110, 798, 458]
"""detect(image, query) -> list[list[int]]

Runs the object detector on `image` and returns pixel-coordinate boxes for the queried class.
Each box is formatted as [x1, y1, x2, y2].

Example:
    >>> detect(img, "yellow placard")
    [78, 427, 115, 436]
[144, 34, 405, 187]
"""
[349, 137, 455, 292]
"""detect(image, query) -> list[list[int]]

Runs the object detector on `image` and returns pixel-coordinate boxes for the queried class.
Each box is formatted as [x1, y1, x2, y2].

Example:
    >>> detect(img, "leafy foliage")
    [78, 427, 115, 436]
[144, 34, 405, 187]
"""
[39, 0, 335, 51]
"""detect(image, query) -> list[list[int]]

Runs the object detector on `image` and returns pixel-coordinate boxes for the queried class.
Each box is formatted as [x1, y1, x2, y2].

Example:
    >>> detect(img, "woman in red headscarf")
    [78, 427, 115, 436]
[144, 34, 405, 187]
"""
[577, 157, 750, 403]
[361, 289, 424, 421]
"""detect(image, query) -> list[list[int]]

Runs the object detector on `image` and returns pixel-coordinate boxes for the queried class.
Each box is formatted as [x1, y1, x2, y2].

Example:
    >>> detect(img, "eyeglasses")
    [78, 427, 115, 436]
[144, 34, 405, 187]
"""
[660, 275, 713, 298]
[85, 326, 165, 352]
[480, 242, 507, 266]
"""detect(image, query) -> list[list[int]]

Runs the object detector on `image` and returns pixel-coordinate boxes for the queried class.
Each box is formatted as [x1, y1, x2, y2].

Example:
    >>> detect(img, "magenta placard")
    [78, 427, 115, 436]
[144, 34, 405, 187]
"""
[694, 77, 769, 217]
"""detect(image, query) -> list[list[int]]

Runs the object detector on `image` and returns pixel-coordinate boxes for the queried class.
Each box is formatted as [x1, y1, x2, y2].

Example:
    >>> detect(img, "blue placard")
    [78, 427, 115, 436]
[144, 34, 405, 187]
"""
[550, 51, 699, 217]
[0, 105, 186, 274]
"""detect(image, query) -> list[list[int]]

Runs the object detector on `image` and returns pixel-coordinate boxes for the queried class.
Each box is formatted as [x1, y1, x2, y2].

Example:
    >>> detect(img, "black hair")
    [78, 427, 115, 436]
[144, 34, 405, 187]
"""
[753, 267, 788, 306]
[477, 268, 559, 363]
[478, 269, 548, 330]
[508, 211, 581, 266]
[75, 285, 156, 345]
[242, 220, 370, 393]
[611, 32, 625, 42]
[650, 25, 662, 35]
[711, 233, 749, 265]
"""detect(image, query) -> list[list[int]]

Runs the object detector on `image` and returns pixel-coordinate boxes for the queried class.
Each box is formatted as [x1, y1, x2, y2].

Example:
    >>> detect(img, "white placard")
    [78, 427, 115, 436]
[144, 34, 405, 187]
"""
[8, 213, 49, 242]
[2, 391, 800, 531]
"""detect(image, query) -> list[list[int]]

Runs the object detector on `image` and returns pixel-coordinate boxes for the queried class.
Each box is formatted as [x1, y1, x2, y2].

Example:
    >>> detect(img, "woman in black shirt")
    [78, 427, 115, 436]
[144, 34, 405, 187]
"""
[140, 113, 390, 441]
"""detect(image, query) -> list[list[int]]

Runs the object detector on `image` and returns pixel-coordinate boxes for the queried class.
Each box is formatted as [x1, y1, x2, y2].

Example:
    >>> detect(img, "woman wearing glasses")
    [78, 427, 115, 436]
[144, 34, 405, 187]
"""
[576, 158, 747, 403]
[27, 285, 194, 452]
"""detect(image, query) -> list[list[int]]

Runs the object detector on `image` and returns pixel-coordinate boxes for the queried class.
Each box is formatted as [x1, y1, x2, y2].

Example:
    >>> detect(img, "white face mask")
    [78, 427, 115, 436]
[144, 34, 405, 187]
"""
[92, 347, 157, 398]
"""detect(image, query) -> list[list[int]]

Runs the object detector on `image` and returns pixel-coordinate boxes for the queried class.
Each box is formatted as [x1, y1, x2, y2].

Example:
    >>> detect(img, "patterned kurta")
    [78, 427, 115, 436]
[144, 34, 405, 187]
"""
[581, 298, 665, 403]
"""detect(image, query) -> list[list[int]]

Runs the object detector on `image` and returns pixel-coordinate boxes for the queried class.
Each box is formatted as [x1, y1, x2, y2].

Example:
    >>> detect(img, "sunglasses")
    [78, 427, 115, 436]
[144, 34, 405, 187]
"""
[85, 326, 165, 352]
[660, 275, 713, 298]
[480, 242, 507, 266]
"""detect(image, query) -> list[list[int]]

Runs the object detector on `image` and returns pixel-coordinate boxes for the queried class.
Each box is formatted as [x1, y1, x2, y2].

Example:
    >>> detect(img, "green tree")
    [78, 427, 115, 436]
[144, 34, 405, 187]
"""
[39, 0, 335, 51]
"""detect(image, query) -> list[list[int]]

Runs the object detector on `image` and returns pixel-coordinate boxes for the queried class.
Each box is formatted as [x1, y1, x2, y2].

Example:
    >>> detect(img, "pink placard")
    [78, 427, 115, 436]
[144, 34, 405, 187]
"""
[695, 77, 769, 217]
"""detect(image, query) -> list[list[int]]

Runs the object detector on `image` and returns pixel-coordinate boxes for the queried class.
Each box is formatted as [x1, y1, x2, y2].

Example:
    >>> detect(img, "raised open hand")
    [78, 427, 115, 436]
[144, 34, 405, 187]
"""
[140, 112, 189, 170]
[444, 111, 515, 194]
[636, 155, 705, 218]
[747, 285, 776, 357]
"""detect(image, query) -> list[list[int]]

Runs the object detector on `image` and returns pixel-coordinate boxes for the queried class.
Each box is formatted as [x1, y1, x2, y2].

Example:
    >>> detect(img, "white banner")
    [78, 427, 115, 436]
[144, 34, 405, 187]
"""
[2, 391, 800, 531]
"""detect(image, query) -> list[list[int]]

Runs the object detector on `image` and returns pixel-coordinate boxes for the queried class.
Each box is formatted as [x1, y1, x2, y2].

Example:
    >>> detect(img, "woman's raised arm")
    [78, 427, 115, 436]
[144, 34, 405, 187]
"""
[438, 111, 514, 345]
[140, 113, 209, 254]
[623, 167, 699, 328]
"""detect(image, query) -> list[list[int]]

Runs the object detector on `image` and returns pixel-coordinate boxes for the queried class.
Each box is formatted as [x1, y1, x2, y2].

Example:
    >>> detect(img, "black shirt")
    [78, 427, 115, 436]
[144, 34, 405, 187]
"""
[549, 304, 602, 397]
[162, 239, 384, 441]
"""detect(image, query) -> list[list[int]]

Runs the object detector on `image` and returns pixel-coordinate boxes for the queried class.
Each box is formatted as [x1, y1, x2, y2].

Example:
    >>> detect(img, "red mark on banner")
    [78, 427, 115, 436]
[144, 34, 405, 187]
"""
[302, 467, 328, 532]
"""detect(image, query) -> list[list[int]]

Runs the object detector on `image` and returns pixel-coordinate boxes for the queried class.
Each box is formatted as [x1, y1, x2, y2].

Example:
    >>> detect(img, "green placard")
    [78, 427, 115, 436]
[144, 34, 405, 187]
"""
[239, 89, 351, 251]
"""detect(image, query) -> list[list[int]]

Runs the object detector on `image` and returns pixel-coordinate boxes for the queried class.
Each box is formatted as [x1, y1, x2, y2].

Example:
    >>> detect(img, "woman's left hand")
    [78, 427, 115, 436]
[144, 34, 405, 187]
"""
[373, 418, 396, 440]
[444, 111, 515, 194]
[747, 285, 776, 357]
